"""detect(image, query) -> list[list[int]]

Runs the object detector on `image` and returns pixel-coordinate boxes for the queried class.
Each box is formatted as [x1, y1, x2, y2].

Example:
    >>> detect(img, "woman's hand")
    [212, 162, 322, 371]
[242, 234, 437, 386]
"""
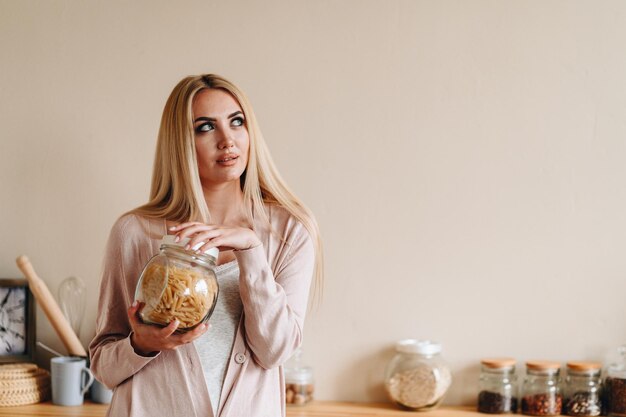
[169, 222, 262, 253]
[127, 301, 209, 356]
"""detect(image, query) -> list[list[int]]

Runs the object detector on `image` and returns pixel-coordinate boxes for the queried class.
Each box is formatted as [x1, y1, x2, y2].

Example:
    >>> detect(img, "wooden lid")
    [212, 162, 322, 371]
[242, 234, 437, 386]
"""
[481, 358, 516, 369]
[526, 360, 561, 370]
[566, 361, 602, 371]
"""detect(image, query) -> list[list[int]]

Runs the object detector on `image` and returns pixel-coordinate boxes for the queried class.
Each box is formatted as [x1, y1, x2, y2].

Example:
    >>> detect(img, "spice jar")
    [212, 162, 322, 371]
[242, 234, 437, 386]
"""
[134, 235, 219, 332]
[284, 348, 314, 406]
[384, 339, 452, 411]
[606, 345, 626, 417]
[521, 361, 562, 416]
[562, 361, 602, 416]
[478, 358, 518, 414]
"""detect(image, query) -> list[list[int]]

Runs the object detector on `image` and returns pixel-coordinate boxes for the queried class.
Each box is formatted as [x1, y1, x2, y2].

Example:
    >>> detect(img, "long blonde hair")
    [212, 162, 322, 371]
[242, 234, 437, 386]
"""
[132, 74, 323, 298]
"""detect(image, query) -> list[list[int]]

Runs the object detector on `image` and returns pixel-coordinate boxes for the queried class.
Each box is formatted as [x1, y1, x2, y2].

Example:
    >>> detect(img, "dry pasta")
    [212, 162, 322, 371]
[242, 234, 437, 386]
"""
[139, 262, 217, 330]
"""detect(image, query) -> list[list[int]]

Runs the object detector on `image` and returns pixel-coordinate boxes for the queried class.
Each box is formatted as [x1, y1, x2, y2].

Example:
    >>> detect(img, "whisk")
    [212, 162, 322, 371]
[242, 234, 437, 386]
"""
[58, 276, 86, 338]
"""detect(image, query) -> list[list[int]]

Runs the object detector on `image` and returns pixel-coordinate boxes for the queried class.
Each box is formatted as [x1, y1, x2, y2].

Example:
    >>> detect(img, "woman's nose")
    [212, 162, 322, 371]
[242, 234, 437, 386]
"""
[217, 132, 235, 149]
[218, 140, 234, 150]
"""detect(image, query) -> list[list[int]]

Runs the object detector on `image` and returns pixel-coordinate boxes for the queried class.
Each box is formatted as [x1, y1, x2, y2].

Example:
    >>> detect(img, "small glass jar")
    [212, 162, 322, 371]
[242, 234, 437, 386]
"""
[562, 361, 602, 416]
[284, 348, 314, 406]
[606, 345, 626, 417]
[478, 358, 518, 414]
[134, 235, 219, 332]
[384, 339, 452, 411]
[521, 361, 562, 416]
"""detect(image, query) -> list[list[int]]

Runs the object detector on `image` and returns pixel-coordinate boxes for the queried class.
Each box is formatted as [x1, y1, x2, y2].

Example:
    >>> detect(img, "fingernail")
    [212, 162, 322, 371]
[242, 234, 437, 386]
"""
[175, 236, 180, 242]
[132, 300, 138, 308]
[185, 244, 190, 250]
[169, 226, 176, 230]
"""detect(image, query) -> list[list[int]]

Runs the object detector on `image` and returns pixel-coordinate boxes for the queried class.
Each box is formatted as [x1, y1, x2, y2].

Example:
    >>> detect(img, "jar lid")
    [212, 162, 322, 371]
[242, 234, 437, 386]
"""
[609, 346, 626, 377]
[395, 339, 442, 355]
[566, 361, 602, 372]
[481, 358, 516, 369]
[284, 366, 313, 384]
[526, 360, 561, 371]
[161, 235, 219, 259]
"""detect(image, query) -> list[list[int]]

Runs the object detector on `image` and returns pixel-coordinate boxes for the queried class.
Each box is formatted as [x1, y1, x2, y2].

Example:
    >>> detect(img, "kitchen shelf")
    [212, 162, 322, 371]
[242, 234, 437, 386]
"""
[0, 402, 481, 416]
[288, 403, 477, 416]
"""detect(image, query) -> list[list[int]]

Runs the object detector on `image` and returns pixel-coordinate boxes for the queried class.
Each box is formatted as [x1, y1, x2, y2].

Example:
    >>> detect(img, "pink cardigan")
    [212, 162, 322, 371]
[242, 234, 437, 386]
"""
[89, 205, 315, 417]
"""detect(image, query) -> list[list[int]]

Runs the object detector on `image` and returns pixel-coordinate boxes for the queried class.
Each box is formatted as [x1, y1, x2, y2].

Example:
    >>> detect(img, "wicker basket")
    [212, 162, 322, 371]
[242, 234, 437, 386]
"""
[0, 363, 51, 407]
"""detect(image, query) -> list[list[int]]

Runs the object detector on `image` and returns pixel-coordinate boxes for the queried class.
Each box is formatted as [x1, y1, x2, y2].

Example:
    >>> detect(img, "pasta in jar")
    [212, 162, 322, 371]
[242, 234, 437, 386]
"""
[134, 236, 219, 332]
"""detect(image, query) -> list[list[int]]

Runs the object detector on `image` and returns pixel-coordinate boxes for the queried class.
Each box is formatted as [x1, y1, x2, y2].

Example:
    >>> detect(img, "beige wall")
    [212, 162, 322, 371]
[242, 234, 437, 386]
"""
[2, 0, 626, 405]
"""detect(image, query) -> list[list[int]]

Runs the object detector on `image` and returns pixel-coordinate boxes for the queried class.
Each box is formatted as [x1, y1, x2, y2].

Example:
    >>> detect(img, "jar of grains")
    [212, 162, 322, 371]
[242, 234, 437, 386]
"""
[134, 235, 219, 332]
[562, 361, 602, 416]
[606, 345, 626, 417]
[384, 339, 452, 411]
[478, 358, 518, 414]
[521, 361, 562, 416]
[284, 348, 314, 406]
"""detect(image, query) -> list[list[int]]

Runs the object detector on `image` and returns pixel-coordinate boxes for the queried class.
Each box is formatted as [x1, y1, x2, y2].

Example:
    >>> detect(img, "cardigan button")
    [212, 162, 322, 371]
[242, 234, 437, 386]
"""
[234, 353, 246, 364]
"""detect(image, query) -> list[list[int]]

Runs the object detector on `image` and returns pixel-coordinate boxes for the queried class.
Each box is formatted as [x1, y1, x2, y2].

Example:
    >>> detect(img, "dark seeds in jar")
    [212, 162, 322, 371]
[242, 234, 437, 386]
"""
[521, 393, 562, 416]
[564, 391, 601, 416]
[478, 391, 518, 414]
[607, 377, 626, 416]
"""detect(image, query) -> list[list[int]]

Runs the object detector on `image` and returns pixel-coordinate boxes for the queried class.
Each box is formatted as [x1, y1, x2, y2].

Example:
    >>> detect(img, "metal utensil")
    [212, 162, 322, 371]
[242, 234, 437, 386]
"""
[37, 341, 64, 357]
[58, 276, 86, 339]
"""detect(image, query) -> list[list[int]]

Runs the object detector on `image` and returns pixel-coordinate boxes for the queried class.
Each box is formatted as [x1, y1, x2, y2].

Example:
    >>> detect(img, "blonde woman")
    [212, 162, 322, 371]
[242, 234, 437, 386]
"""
[89, 74, 322, 417]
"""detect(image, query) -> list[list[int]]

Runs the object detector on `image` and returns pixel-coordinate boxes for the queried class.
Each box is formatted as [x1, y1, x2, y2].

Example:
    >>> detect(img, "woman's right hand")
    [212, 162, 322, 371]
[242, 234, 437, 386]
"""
[127, 301, 209, 356]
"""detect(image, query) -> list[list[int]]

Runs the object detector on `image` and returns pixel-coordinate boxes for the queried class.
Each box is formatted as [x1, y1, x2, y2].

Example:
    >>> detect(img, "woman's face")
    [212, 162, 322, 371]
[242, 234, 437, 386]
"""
[192, 88, 250, 188]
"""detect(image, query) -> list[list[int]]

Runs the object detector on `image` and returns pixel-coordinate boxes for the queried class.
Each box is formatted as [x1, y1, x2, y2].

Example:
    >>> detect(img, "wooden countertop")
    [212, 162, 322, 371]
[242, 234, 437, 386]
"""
[288, 404, 476, 416]
[0, 402, 478, 416]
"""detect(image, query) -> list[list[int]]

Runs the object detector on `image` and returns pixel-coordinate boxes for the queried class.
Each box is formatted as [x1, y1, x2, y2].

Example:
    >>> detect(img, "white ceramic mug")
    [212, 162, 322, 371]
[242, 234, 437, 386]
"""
[51, 356, 94, 406]
[90, 378, 113, 404]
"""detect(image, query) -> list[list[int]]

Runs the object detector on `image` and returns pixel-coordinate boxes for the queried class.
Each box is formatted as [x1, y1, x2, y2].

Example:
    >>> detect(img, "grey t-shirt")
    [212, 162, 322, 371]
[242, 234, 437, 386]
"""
[194, 260, 242, 414]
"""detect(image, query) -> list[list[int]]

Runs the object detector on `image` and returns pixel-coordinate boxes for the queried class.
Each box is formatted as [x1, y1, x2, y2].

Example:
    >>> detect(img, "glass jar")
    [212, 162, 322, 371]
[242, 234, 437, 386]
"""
[562, 361, 602, 416]
[384, 339, 452, 411]
[478, 358, 518, 414]
[284, 348, 314, 406]
[606, 345, 626, 417]
[134, 235, 219, 332]
[521, 361, 562, 416]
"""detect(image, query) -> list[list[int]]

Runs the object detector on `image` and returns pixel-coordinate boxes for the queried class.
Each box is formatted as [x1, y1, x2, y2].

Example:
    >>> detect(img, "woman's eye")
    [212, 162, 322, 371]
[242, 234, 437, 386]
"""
[231, 117, 244, 127]
[196, 122, 214, 133]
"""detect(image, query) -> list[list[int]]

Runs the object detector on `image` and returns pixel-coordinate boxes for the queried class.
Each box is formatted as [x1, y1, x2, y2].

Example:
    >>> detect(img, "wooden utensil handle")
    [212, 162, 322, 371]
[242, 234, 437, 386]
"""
[16, 255, 87, 357]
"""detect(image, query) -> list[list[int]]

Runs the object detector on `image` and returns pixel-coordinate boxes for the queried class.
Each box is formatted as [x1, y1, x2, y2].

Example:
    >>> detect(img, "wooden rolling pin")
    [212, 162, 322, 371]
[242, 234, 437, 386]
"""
[16, 255, 87, 357]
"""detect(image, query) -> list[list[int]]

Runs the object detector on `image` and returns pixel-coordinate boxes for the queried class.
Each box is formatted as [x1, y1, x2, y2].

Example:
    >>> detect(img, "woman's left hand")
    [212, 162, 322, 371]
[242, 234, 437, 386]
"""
[169, 222, 262, 253]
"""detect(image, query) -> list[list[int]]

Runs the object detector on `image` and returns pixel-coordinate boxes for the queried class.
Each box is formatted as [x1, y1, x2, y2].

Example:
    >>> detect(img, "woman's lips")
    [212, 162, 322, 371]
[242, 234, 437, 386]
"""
[216, 155, 239, 166]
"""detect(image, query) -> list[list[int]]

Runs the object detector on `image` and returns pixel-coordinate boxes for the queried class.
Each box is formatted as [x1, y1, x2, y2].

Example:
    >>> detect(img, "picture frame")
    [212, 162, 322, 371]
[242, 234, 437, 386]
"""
[0, 279, 36, 363]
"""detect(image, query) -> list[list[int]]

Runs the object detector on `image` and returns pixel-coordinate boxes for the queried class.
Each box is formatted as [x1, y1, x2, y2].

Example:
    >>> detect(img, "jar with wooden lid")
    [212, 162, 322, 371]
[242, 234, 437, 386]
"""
[606, 345, 626, 417]
[134, 235, 219, 332]
[384, 339, 452, 411]
[521, 361, 562, 416]
[478, 358, 518, 414]
[562, 361, 602, 416]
